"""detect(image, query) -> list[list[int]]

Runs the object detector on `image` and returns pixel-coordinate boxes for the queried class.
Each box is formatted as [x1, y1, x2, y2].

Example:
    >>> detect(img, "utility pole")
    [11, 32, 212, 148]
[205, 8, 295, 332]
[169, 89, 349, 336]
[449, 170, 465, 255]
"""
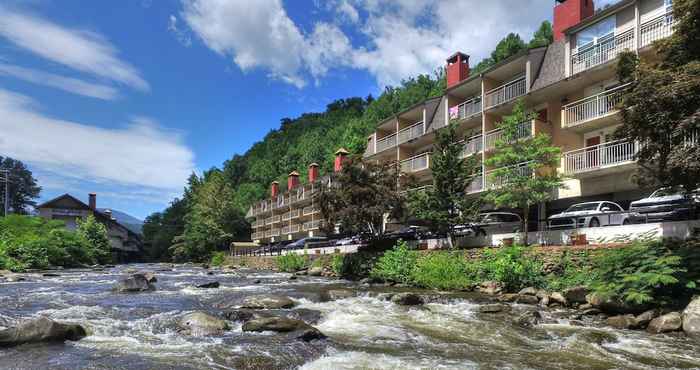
[1, 169, 8, 217]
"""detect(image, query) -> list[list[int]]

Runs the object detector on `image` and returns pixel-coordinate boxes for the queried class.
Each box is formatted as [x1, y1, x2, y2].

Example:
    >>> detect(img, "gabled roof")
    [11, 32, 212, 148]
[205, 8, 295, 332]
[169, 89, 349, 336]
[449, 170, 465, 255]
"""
[36, 193, 91, 210]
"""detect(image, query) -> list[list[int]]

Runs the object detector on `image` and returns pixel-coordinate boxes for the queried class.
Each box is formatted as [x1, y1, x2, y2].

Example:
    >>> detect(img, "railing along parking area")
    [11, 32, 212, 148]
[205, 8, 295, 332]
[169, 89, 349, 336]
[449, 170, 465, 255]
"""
[562, 139, 638, 175]
[484, 76, 526, 109]
[562, 83, 630, 128]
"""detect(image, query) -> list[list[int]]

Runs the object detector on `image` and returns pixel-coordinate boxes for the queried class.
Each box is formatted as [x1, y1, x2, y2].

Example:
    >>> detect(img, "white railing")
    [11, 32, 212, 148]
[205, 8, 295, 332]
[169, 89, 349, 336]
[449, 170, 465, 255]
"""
[450, 96, 482, 120]
[484, 76, 526, 109]
[640, 11, 675, 48]
[400, 153, 430, 173]
[271, 215, 281, 224]
[400, 185, 434, 196]
[484, 121, 532, 150]
[397, 121, 425, 145]
[303, 206, 320, 216]
[376, 134, 397, 153]
[563, 139, 638, 175]
[281, 224, 300, 235]
[303, 220, 323, 231]
[460, 134, 483, 157]
[563, 83, 630, 128]
[484, 162, 534, 189]
[571, 28, 634, 75]
[466, 174, 484, 194]
[270, 228, 280, 237]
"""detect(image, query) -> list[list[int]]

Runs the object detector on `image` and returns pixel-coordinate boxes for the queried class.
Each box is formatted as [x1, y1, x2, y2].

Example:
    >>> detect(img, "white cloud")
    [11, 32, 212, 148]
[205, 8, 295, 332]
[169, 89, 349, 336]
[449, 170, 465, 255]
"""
[0, 89, 194, 195]
[0, 63, 119, 100]
[0, 6, 149, 91]
[336, 0, 360, 24]
[168, 15, 192, 47]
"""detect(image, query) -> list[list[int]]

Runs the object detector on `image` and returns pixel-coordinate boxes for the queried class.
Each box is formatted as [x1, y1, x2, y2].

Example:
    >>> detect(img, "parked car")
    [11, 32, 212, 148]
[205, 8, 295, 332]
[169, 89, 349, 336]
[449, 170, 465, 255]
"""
[333, 235, 366, 246]
[285, 237, 328, 250]
[548, 201, 631, 229]
[629, 187, 699, 223]
[455, 212, 522, 237]
[386, 226, 429, 241]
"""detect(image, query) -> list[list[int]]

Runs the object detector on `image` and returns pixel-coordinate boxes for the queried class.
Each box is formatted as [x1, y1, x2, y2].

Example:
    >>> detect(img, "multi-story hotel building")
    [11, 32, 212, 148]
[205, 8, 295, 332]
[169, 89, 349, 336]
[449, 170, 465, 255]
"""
[249, 0, 677, 242]
[363, 0, 676, 227]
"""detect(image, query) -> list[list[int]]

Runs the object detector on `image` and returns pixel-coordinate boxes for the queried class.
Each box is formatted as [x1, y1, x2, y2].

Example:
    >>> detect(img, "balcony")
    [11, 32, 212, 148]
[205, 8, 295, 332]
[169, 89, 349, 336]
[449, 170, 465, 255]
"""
[282, 209, 300, 221]
[376, 133, 397, 154]
[562, 139, 638, 177]
[281, 224, 301, 235]
[460, 134, 483, 158]
[397, 121, 425, 145]
[562, 83, 630, 131]
[303, 220, 323, 231]
[303, 206, 320, 216]
[400, 153, 430, 174]
[466, 163, 534, 194]
[484, 75, 526, 110]
[450, 96, 482, 121]
[571, 28, 634, 75]
[640, 11, 675, 48]
[484, 121, 532, 151]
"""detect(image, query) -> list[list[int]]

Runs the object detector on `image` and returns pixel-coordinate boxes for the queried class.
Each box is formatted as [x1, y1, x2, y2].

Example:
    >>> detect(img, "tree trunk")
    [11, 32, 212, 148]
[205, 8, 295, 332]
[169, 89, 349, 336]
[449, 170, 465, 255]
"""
[522, 206, 529, 246]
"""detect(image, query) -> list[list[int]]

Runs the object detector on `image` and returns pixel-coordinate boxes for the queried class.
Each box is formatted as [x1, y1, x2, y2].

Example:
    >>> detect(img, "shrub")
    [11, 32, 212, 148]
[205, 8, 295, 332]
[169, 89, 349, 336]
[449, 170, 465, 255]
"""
[592, 240, 695, 305]
[276, 253, 307, 272]
[545, 251, 597, 292]
[370, 240, 419, 283]
[411, 252, 476, 290]
[331, 254, 344, 276]
[478, 245, 543, 291]
[210, 251, 226, 267]
[76, 215, 112, 264]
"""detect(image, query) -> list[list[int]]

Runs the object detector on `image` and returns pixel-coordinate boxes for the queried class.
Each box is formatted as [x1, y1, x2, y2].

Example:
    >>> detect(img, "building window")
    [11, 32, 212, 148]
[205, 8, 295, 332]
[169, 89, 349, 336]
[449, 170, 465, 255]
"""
[576, 16, 615, 51]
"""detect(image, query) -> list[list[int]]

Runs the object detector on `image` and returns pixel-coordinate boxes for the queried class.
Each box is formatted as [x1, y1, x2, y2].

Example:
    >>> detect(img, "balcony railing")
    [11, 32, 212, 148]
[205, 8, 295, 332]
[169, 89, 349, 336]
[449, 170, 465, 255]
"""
[484, 75, 526, 109]
[399, 185, 433, 196]
[303, 220, 323, 231]
[450, 96, 482, 120]
[484, 162, 534, 189]
[271, 215, 281, 224]
[281, 224, 301, 235]
[571, 28, 634, 75]
[562, 83, 630, 129]
[640, 11, 675, 48]
[563, 139, 638, 175]
[400, 153, 430, 173]
[460, 134, 483, 157]
[466, 173, 484, 194]
[376, 133, 397, 154]
[397, 121, 425, 145]
[303, 206, 320, 216]
[484, 121, 532, 151]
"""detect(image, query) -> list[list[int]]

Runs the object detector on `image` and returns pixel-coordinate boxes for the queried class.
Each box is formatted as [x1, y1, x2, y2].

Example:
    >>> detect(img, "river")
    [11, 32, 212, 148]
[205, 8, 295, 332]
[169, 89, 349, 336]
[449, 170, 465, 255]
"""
[1, 264, 699, 369]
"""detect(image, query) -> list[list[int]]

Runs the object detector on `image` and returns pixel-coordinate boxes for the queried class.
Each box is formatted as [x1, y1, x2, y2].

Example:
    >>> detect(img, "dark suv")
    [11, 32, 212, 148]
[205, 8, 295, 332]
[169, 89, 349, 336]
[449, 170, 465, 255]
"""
[629, 187, 699, 223]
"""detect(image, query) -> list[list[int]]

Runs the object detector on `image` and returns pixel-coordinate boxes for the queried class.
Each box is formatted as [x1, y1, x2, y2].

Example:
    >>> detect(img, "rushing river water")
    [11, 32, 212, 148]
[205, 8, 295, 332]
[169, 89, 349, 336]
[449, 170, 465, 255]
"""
[1, 264, 700, 370]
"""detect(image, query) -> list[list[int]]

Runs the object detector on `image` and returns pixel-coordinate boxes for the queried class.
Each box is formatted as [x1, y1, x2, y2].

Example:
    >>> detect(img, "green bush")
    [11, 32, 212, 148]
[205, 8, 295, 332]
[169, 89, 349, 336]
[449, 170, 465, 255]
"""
[592, 240, 696, 305]
[411, 252, 476, 290]
[76, 215, 112, 264]
[545, 251, 597, 292]
[331, 254, 344, 276]
[210, 251, 226, 267]
[370, 240, 419, 283]
[276, 253, 307, 272]
[478, 245, 544, 291]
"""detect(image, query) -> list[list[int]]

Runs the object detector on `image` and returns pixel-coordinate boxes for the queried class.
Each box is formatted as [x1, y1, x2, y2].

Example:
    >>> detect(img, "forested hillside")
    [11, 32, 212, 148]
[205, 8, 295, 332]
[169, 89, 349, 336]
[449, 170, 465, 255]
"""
[142, 22, 553, 262]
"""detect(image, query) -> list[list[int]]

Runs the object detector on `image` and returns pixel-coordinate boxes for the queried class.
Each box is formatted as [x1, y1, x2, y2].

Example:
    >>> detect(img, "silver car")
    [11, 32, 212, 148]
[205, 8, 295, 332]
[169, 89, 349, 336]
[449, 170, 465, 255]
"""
[548, 201, 631, 229]
[456, 212, 522, 236]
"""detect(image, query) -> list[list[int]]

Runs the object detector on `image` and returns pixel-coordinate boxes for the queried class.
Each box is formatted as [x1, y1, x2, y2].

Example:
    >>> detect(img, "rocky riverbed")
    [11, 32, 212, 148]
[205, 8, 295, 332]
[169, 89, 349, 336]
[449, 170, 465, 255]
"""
[1, 264, 700, 369]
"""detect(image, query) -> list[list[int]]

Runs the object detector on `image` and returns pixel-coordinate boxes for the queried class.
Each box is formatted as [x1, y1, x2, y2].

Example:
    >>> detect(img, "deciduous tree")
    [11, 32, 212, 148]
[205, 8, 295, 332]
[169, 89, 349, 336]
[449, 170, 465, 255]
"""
[0, 156, 41, 215]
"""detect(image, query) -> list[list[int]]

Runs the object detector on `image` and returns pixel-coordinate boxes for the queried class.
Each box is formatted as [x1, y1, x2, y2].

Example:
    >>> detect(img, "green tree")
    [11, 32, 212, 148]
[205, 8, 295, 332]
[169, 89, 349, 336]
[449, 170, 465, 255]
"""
[0, 157, 41, 215]
[484, 100, 563, 244]
[318, 157, 406, 238]
[615, 0, 700, 191]
[472, 33, 527, 74]
[408, 121, 482, 247]
[529, 21, 553, 48]
[76, 215, 112, 264]
[142, 197, 188, 261]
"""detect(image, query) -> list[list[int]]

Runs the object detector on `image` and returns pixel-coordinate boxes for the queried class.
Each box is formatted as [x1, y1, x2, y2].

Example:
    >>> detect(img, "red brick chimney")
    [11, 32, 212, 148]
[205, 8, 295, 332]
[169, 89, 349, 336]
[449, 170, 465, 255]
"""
[553, 0, 595, 42]
[334, 148, 349, 172]
[446, 52, 470, 88]
[88, 193, 96, 210]
[271, 181, 279, 198]
[308, 163, 319, 183]
[288, 171, 300, 190]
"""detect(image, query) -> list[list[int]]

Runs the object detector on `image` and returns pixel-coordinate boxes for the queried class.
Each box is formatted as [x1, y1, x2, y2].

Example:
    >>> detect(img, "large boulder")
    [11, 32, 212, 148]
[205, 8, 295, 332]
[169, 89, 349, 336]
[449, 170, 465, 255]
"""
[515, 295, 539, 305]
[518, 287, 538, 296]
[319, 289, 355, 302]
[114, 274, 155, 292]
[478, 281, 503, 295]
[586, 293, 648, 314]
[391, 293, 424, 306]
[196, 281, 220, 289]
[223, 309, 257, 323]
[242, 316, 326, 342]
[516, 310, 543, 327]
[647, 312, 682, 334]
[143, 272, 157, 283]
[606, 314, 638, 330]
[0, 317, 87, 347]
[563, 286, 590, 304]
[549, 292, 568, 306]
[178, 312, 229, 336]
[682, 296, 700, 337]
[634, 309, 659, 329]
[479, 304, 511, 314]
[241, 295, 295, 309]
[307, 267, 324, 276]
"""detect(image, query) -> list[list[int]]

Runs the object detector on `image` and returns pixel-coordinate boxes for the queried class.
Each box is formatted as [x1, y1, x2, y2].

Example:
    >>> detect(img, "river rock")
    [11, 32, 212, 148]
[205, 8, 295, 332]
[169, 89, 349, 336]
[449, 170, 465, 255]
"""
[606, 314, 637, 330]
[647, 312, 682, 334]
[289, 275, 298, 280]
[634, 309, 659, 329]
[253, 279, 262, 284]
[114, 274, 155, 292]
[498, 294, 519, 303]
[196, 281, 220, 289]
[143, 272, 157, 283]
[391, 293, 424, 306]
[0, 270, 11, 276]
[682, 296, 700, 337]
[479, 304, 510, 314]
[42, 273, 60, 277]
[586, 293, 648, 314]
[6, 275, 26, 282]
[518, 287, 538, 296]
[0, 317, 87, 347]
[478, 281, 503, 295]
[516, 295, 540, 305]
[516, 310, 543, 327]
[320, 289, 355, 301]
[549, 292, 568, 306]
[223, 309, 256, 322]
[307, 267, 323, 276]
[241, 295, 295, 309]
[242, 316, 326, 341]
[178, 312, 229, 336]
[580, 308, 602, 316]
[539, 295, 550, 307]
[563, 286, 590, 304]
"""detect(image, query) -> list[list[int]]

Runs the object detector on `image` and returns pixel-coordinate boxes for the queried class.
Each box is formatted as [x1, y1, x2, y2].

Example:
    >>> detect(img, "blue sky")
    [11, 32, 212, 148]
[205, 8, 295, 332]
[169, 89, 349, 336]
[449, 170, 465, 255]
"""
[0, 0, 618, 219]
